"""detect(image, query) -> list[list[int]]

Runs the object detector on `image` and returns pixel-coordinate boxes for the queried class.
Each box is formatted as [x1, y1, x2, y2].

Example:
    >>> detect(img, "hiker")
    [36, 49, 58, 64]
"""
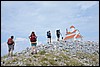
[29, 31, 37, 54]
[47, 31, 51, 44]
[56, 29, 61, 41]
[7, 36, 15, 56]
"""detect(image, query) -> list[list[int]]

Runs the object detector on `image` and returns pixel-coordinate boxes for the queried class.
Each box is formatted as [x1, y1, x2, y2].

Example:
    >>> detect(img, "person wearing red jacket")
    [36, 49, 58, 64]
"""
[29, 32, 37, 54]
[7, 36, 15, 56]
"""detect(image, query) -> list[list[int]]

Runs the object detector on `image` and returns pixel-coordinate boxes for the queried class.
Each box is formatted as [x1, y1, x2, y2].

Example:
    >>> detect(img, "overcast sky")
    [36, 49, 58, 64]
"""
[1, 1, 99, 56]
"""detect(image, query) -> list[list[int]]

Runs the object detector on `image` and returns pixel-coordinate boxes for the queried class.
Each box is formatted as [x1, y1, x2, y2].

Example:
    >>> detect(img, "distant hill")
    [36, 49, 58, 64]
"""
[1, 40, 99, 66]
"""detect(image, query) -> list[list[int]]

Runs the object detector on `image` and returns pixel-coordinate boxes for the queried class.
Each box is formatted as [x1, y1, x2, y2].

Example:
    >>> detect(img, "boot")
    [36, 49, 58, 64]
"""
[31, 49, 35, 55]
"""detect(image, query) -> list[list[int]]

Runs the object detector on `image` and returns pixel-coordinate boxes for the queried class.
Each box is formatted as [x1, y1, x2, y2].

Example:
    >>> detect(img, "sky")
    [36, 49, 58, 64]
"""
[1, 1, 99, 56]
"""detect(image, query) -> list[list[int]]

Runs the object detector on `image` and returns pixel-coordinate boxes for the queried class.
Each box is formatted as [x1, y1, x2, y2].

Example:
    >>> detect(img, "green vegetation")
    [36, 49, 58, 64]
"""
[38, 50, 46, 55]
[49, 59, 58, 66]
[2, 55, 8, 58]
[59, 53, 70, 60]
[40, 62, 48, 66]
[40, 57, 48, 62]
[69, 59, 84, 66]
[1, 42, 99, 66]
[12, 58, 18, 62]
[1, 50, 99, 66]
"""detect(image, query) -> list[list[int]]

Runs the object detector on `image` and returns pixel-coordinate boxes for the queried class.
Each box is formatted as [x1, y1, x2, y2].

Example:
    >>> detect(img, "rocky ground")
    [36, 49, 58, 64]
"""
[1, 40, 99, 66]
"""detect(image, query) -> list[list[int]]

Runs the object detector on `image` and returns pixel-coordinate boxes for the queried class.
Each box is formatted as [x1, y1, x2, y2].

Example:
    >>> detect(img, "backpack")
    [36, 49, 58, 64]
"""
[30, 35, 37, 42]
[47, 31, 50, 36]
[56, 30, 60, 35]
[7, 38, 14, 45]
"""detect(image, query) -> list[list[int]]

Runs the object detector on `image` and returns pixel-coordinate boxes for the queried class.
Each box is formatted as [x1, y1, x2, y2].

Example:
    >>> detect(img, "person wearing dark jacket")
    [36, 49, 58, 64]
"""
[47, 31, 51, 44]
[56, 29, 60, 41]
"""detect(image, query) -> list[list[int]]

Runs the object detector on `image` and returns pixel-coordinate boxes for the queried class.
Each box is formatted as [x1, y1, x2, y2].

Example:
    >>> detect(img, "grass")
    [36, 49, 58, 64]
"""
[33, 55, 40, 58]
[62, 49, 69, 52]
[38, 50, 46, 55]
[40, 61, 48, 66]
[65, 59, 84, 66]
[25, 63, 34, 66]
[2, 55, 8, 58]
[75, 51, 99, 66]
[59, 53, 70, 60]
[48, 59, 58, 66]
[40, 57, 48, 61]
[12, 58, 18, 62]
[1, 45, 99, 66]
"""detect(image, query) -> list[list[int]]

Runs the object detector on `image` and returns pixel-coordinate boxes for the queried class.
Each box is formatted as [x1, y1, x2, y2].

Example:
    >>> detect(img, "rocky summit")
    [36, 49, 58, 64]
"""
[1, 40, 99, 66]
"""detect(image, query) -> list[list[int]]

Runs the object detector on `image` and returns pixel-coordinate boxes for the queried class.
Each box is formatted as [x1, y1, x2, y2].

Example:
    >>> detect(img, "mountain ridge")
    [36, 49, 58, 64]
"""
[1, 40, 99, 66]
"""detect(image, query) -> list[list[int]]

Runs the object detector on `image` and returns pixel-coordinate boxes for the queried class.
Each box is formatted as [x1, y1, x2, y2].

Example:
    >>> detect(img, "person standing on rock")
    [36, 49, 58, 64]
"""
[29, 31, 37, 54]
[7, 36, 15, 56]
[47, 31, 51, 44]
[56, 29, 61, 41]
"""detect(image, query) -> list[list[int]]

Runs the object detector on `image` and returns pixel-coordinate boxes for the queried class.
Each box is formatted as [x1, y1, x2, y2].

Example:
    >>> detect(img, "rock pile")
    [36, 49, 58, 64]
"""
[1, 40, 99, 66]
